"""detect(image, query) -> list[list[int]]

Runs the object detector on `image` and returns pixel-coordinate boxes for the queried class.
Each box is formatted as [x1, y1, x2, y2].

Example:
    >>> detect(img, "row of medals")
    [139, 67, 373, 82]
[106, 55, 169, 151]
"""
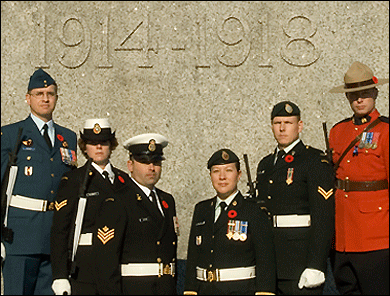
[226, 220, 248, 242]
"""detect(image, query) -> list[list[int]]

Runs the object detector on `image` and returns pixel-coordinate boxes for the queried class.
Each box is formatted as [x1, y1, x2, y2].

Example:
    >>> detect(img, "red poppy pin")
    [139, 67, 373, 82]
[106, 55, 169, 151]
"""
[228, 210, 237, 218]
[372, 76, 378, 84]
[57, 134, 64, 142]
[285, 155, 294, 163]
[162, 200, 169, 209]
[118, 176, 125, 183]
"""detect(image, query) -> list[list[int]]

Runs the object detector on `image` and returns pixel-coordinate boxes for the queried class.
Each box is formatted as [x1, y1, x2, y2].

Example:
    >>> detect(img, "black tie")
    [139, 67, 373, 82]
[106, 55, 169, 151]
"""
[150, 191, 158, 209]
[103, 171, 112, 186]
[275, 150, 285, 165]
[43, 124, 52, 149]
[219, 202, 227, 212]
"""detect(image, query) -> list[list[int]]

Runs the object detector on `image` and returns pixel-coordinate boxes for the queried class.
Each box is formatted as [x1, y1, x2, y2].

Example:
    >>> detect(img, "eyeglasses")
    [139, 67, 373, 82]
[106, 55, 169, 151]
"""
[29, 92, 57, 99]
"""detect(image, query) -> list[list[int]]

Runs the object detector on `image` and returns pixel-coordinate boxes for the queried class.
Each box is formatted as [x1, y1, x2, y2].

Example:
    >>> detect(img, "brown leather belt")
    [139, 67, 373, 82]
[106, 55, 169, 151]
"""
[336, 179, 388, 192]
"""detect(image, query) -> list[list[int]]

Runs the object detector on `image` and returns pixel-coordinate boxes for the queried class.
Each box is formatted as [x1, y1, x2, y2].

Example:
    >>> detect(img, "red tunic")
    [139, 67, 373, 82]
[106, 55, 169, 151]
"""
[329, 109, 389, 252]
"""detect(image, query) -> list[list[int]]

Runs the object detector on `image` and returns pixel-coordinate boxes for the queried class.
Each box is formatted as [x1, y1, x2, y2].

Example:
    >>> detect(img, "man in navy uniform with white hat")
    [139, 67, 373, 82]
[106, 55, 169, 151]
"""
[93, 133, 178, 295]
[50, 118, 131, 295]
[255, 101, 335, 295]
[1, 68, 77, 295]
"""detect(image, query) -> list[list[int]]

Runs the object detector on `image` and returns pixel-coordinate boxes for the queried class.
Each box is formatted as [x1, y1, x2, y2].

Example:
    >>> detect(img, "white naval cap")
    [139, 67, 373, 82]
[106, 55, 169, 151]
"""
[80, 118, 115, 142]
[123, 133, 168, 162]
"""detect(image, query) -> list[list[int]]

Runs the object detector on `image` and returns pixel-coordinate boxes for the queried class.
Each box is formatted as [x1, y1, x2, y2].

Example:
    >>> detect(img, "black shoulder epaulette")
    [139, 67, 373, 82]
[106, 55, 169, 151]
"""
[379, 116, 389, 123]
[332, 117, 352, 128]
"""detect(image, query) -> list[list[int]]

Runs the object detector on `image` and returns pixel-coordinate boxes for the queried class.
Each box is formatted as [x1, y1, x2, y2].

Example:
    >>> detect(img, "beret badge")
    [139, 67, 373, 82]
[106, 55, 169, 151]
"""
[285, 103, 293, 114]
[222, 150, 229, 161]
[93, 123, 102, 134]
[148, 139, 156, 152]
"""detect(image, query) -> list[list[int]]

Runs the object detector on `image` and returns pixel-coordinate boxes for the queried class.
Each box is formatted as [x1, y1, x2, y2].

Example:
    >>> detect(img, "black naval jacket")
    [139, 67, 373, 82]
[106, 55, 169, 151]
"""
[50, 161, 131, 287]
[256, 141, 335, 280]
[184, 191, 276, 295]
[94, 178, 178, 295]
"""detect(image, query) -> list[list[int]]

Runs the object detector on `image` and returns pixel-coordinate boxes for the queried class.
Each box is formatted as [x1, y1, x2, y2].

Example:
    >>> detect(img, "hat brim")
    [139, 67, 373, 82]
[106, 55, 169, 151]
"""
[329, 78, 389, 93]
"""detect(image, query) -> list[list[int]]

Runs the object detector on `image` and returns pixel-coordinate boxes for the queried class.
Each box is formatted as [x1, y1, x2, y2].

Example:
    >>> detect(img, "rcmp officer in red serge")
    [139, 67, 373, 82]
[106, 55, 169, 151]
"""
[184, 149, 276, 295]
[93, 133, 178, 295]
[328, 61, 389, 295]
[50, 118, 131, 295]
[255, 101, 335, 295]
[1, 68, 77, 295]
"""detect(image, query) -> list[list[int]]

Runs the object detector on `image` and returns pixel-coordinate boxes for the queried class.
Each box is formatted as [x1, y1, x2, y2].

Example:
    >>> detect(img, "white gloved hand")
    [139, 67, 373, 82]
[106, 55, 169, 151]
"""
[52, 279, 71, 295]
[1, 242, 5, 260]
[298, 268, 325, 289]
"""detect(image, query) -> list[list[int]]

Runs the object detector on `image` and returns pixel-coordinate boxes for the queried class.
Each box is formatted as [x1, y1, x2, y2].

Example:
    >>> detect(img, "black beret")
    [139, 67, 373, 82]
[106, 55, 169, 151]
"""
[271, 101, 300, 120]
[207, 149, 240, 169]
[28, 68, 56, 91]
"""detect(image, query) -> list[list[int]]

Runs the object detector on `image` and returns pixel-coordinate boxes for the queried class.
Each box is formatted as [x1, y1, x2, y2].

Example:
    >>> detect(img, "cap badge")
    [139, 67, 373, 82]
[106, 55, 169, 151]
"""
[93, 123, 101, 134]
[285, 103, 293, 114]
[222, 150, 229, 161]
[148, 139, 156, 152]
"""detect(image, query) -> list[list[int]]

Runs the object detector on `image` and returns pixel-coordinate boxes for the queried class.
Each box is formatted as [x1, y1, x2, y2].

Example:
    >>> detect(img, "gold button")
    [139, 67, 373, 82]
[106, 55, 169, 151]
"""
[347, 160, 350, 163]
[209, 264, 212, 268]
[268, 196, 271, 199]
[50, 158, 54, 161]
[51, 173, 54, 177]
[379, 207, 382, 210]
[157, 241, 160, 245]
[345, 177, 349, 180]
[345, 194, 348, 197]
[355, 127, 358, 131]
[212, 235, 214, 239]
[172, 241, 176, 245]
[211, 250, 213, 253]
[365, 150, 368, 153]
[27, 156, 31, 160]
[172, 258, 175, 262]
[157, 258, 161, 263]
[51, 190, 54, 194]
[269, 180, 273, 184]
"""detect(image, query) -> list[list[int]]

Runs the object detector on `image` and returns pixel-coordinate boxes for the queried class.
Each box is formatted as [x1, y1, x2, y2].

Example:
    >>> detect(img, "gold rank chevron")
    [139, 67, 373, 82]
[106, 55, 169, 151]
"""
[97, 226, 114, 245]
[318, 187, 333, 200]
[54, 200, 67, 211]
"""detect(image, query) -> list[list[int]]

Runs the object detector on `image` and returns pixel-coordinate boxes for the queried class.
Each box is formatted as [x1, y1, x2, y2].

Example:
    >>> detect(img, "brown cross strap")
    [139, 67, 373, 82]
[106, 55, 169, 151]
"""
[333, 117, 381, 171]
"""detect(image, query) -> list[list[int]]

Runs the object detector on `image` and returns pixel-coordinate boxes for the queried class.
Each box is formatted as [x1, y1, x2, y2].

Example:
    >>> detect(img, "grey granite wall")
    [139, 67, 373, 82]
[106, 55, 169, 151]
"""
[1, 1, 389, 260]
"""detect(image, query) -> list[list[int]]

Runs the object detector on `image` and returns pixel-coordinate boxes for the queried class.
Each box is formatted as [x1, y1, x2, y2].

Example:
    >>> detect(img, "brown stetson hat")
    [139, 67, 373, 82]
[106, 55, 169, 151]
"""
[330, 61, 389, 93]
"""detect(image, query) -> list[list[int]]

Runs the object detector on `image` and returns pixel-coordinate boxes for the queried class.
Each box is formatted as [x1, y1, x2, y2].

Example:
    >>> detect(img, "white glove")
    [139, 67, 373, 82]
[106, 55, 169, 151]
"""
[52, 279, 71, 295]
[298, 268, 325, 289]
[1, 242, 5, 260]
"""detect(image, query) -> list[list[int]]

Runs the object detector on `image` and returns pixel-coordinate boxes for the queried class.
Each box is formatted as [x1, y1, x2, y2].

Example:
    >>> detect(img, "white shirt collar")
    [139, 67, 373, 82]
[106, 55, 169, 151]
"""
[92, 161, 114, 180]
[216, 189, 239, 209]
[276, 138, 301, 155]
[30, 113, 54, 132]
[131, 177, 156, 197]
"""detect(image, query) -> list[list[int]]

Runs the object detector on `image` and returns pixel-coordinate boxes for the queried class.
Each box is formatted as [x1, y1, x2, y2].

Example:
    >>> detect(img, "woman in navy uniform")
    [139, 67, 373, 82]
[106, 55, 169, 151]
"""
[1, 68, 77, 295]
[184, 149, 276, 295]
[93, 133, 178, 295]
[255, 101, 335, 295]
[50, 118, 131, 295]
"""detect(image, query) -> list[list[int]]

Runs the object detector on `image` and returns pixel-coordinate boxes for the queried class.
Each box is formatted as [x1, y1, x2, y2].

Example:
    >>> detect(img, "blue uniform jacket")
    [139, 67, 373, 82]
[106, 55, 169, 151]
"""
[1, 115, 77, 255]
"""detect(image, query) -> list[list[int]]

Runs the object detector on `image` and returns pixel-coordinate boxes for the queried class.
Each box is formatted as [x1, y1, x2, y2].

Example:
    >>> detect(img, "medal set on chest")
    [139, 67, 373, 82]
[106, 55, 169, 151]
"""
[353, 132, 379, 156]
[226, 220, 248, 242]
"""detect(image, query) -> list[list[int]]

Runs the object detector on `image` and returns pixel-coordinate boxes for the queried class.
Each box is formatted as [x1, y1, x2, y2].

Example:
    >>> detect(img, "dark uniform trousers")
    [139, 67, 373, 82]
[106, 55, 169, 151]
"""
[184, 192, 277, 295]
[50, 162, 131, 295]
[1, 116, 77, 295]
[256, 141, 335, 295]
[93, 178, 178, 295]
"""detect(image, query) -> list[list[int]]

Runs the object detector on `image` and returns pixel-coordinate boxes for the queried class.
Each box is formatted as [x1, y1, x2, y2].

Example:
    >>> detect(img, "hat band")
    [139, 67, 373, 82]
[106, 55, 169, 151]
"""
[345, 78, 375, 89]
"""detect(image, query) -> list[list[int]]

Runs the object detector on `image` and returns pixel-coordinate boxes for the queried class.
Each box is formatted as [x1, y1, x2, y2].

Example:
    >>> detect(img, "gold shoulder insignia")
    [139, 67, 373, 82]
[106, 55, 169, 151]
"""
[137, 194, 142, 201]
[105, 198, 115, 202]
[97, 226, 114, 244]
[318, 187, 333, 200]
[321, 159, 329, 163]
[55, 200, 67, 211]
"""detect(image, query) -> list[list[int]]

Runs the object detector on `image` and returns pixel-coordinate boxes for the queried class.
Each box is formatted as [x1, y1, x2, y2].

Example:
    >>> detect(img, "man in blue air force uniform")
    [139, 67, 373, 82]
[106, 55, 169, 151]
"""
[1, 68, 77, 295]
